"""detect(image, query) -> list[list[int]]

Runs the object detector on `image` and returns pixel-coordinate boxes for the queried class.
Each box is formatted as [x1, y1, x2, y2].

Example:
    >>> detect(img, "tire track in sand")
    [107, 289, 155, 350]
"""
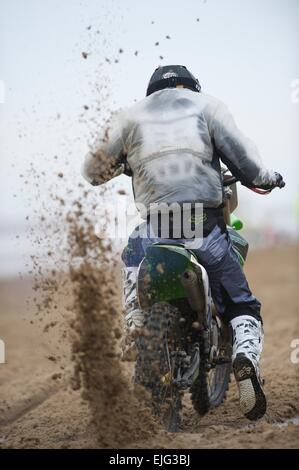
[0, 373, 70, 426]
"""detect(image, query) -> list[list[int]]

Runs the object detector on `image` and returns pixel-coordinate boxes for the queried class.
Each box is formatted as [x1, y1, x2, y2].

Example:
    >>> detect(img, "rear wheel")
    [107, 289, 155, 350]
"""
[135, 302, 182, 432]
[191, 318, 232, 415]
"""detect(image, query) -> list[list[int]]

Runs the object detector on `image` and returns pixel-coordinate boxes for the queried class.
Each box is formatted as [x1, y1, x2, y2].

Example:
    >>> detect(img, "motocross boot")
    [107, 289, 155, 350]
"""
[121, 267, 144, 361]
[230, 315, 267, 420]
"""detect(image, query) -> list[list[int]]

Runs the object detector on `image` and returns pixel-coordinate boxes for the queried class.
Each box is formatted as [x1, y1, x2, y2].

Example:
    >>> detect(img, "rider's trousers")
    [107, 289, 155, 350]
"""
[121, 212, 262, 324]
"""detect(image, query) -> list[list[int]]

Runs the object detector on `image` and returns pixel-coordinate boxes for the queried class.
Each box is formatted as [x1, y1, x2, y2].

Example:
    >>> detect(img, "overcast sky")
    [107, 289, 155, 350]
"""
[0, 0, 298, 273]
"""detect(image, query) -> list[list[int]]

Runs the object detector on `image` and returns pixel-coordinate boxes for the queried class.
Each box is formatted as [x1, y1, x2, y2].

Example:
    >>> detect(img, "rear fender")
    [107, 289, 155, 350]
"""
[137, 244, 210, 319]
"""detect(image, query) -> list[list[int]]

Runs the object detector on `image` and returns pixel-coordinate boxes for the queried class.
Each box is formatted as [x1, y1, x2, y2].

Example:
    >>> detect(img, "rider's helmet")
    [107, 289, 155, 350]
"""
[146, 65, 201, 96]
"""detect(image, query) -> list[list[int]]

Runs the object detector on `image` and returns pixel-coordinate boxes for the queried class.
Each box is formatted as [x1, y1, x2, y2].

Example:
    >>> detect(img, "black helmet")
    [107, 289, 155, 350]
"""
[146, 65, 201, 96]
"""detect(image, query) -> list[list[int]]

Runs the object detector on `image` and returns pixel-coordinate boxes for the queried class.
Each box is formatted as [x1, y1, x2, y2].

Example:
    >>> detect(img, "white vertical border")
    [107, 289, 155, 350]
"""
[0, 80, 5, 104]
[290, 339, 299, 364]
[0, 339, 5, 364]
[291, 79, 299, 104]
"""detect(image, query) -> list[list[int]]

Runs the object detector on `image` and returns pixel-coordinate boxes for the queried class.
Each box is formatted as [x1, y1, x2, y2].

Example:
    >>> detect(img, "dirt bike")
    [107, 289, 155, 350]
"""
[134, 171, 284, 432]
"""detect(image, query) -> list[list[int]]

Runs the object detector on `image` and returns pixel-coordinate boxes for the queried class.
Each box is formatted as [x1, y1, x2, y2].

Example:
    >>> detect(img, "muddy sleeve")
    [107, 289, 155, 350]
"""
[82, 110, 128, 186]
[208, 100, 276, 187]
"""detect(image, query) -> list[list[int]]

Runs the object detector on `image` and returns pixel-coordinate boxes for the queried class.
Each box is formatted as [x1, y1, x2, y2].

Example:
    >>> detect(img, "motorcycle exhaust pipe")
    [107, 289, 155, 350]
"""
[181, 270, 206, 327]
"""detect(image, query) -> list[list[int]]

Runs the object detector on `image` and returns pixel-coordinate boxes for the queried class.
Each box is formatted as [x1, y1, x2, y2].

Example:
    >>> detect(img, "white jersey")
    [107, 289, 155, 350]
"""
[82, 88, 276, 218]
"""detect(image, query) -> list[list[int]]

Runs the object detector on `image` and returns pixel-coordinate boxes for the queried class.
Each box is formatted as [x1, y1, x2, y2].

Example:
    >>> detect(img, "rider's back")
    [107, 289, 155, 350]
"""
[83, 86, 275, 218]
[124, 88, 223, 212]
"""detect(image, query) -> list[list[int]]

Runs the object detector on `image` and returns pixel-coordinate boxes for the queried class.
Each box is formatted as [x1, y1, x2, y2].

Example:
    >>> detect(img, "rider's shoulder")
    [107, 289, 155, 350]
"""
[198, 93, 226, 109]
[197, 94, 232, 121]
[107, 107, 131, 127]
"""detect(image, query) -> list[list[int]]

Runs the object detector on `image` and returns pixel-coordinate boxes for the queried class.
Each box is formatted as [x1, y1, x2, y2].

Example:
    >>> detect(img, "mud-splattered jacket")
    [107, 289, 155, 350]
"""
[82, 88, 276, 218]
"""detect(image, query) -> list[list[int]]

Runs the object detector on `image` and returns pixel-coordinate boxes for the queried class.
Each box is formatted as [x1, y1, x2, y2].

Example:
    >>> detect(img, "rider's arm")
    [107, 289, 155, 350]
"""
[207, 99, 277, 188]
[82, 110, 128, 186]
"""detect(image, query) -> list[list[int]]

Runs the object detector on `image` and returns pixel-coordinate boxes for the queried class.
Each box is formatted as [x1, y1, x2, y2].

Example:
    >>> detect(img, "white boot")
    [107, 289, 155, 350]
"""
[230, 315, 267, 420]
[121, 267, 144, 361]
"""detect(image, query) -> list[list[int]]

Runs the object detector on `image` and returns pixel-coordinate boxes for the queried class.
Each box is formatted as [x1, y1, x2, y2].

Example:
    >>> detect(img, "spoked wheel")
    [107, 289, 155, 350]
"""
[191, 316, 232, 415]
[135, 302, 182, 432]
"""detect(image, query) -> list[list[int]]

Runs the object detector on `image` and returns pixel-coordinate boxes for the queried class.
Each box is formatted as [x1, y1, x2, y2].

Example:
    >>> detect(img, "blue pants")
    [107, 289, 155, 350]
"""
[121, 220, 261, 324]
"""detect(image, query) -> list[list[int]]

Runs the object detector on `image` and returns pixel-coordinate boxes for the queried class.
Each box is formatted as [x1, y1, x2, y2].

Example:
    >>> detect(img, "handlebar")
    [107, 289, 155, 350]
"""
[223, 176, 238, 187]
[223, 175, 285, 194]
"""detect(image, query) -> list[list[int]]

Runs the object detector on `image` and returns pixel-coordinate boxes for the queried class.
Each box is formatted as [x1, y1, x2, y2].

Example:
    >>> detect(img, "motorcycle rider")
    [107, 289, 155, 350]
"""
[82, 65, 285, 421]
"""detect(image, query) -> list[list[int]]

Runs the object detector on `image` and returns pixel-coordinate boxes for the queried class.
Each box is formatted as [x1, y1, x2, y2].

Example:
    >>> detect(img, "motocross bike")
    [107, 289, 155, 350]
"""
[134, 171, 284, 432]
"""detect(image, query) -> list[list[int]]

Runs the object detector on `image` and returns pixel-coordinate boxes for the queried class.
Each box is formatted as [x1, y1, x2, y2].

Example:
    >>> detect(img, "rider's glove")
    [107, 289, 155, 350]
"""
[120, 153, 133, 177]
[258, 172, 285, 190]
[272, 172, 285, 189]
